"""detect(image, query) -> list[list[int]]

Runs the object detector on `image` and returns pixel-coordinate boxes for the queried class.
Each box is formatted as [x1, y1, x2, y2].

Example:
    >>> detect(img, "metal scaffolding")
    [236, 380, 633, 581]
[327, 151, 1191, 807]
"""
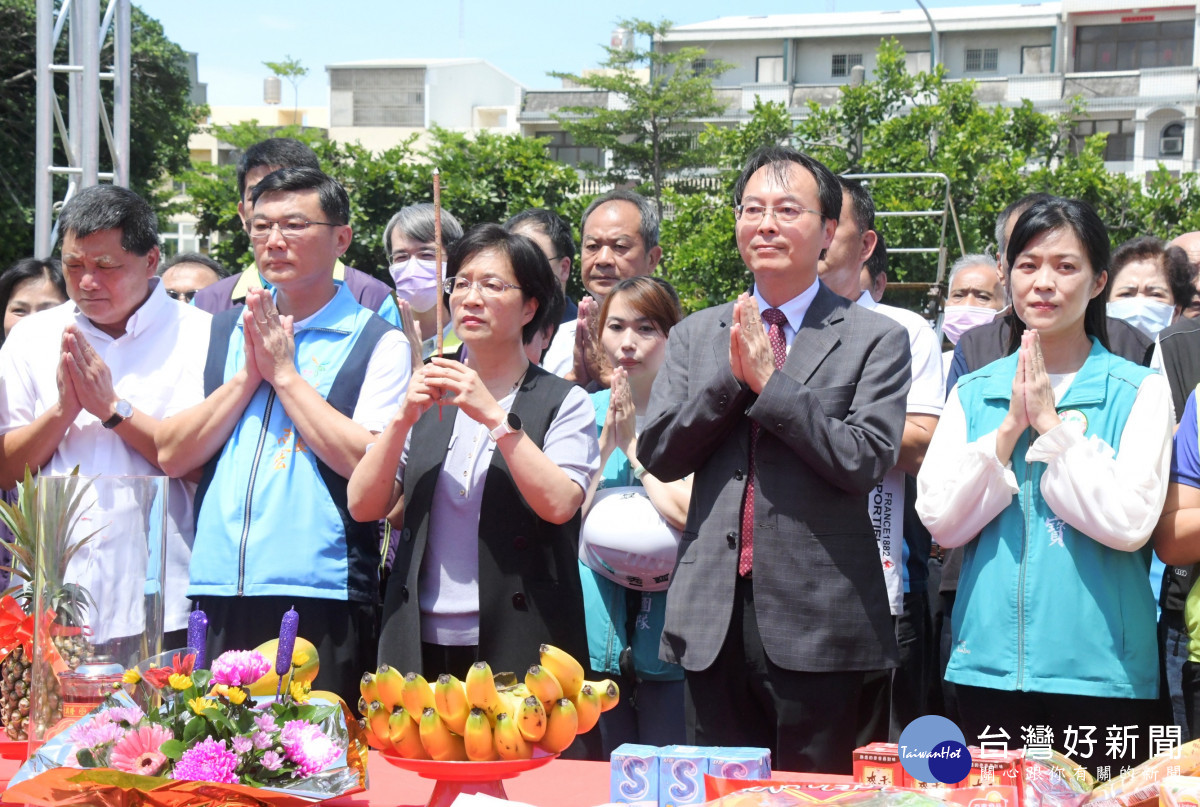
[33, 0, 131, 256]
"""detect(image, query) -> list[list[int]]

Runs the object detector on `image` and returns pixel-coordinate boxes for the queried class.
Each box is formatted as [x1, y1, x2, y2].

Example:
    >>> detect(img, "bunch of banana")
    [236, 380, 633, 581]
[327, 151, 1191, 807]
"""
[356, 644, 620, 762]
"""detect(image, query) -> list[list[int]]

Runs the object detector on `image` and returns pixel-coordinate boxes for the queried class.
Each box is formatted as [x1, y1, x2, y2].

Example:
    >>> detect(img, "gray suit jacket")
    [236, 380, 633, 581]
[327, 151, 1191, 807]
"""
[638, 282, 911, 673]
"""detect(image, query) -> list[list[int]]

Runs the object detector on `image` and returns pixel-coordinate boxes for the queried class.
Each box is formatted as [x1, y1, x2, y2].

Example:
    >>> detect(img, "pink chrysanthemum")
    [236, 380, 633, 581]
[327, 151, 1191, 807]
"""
[109, 725, 172, 777]
[279, 720, 338, 777]
[171, 737, 239, 784]
[254, 713, 278, 732]
[210, 650, 271, 687]
[231, 735, 252, 755]
[69, 719, 126, 750]
[261, 750, 283, 771]
[105, 706, 145, 726]
[252, 731, 274, 750]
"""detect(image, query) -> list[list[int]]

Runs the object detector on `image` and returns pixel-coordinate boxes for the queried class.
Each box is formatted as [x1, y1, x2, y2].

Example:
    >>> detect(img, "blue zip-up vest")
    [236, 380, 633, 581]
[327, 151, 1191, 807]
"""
[948, 338, 1159, 699]
[190, 285, 391, 602]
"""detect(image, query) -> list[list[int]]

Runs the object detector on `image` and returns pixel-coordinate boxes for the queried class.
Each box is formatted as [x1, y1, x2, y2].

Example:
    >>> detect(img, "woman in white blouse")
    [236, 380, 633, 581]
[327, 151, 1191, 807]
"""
[916, 197, 1171, 771]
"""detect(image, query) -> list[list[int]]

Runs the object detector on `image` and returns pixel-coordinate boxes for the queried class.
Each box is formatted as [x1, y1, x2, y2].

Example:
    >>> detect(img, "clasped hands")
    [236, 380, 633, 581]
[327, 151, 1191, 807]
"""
[729, 293, 777, 395]
[56, 325, 120, 422]
[598, 366, 637, 461]
[1003, 329, 1061, 437]
[571, 296, 611, 388]
[395, 358, 503, 431]
[240, 287, 297, 388]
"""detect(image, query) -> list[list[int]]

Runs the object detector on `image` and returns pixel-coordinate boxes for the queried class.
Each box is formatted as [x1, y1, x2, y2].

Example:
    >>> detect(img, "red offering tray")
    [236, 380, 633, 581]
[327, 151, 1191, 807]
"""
[379, 750, 558, 807]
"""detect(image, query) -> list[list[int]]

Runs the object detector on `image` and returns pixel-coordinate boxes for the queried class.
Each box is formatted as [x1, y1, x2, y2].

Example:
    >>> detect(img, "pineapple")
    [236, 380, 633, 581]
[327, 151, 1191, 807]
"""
[0, 467, 97, 740]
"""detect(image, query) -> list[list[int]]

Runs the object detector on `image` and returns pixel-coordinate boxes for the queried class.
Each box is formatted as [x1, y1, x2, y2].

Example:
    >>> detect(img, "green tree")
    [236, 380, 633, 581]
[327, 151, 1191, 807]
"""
[550, 18, 731, 219]
[178, 124, 579, 276]
[0, 0, 201, 268]
[263, 55, 308, 124]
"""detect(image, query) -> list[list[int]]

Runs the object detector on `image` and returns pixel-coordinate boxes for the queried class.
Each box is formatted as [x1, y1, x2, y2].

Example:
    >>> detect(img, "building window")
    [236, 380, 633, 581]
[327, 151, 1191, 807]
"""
[1161, 122, 1185, 156]
[1022, 45, 1052, 74]
[1071, 118, 1135, 161]
[905, 51, 931, 74]
[965, 48, 999, 73]
[329, 67, 425, 127]
[543, 131, 602, 168]
[691, 59, 716, 76]
[757, 56, 784, 83]
[1074, 20, 1194, 72]
[831, 53, 863, 77]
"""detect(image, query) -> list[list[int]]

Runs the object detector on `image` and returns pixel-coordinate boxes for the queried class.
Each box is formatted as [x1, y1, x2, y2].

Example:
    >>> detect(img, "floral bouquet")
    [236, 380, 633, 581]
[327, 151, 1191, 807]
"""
[1, 648, 368, 807]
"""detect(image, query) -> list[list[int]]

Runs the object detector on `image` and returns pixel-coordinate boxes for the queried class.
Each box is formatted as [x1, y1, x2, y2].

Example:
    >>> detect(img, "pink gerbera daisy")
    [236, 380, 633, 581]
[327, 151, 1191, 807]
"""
[109, 724, 173, 777]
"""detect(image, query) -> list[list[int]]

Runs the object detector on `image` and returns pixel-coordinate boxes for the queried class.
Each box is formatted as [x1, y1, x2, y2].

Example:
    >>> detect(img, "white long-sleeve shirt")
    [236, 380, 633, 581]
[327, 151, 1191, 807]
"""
[916, 372, 1173, 552]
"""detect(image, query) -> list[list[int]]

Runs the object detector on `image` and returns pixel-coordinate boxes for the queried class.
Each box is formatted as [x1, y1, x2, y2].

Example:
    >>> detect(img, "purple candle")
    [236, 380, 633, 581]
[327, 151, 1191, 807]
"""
[187, 610, 208, 669]
[276, 607, 299, 678]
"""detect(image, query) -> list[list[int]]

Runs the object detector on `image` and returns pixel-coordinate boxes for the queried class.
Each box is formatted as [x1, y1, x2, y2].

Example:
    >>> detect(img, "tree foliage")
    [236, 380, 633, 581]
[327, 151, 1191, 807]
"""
[179, 124, 580, 277]
[263, 55, 308, 121]
[0, 0, 201, 269]
[550, 18, 731, 219]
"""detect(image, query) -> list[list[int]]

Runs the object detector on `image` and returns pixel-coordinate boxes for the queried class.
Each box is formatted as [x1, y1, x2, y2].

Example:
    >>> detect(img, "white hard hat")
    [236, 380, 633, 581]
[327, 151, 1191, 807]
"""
[579, 486, 682, 592]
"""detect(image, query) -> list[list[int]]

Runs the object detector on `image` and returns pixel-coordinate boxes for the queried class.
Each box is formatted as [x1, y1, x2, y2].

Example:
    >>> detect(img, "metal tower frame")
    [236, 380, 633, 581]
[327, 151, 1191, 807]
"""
[33, 0, 131, 256]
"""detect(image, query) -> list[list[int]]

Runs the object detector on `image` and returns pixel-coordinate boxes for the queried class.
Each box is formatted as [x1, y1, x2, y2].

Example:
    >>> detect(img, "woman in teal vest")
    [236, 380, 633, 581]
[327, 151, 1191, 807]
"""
[917, 198, 1172, 772]
[577, 276, 691, 753]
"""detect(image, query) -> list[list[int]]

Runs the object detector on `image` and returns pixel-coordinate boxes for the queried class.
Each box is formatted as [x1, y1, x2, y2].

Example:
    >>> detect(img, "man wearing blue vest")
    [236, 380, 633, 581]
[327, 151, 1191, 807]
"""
[158, 167, 410, 704]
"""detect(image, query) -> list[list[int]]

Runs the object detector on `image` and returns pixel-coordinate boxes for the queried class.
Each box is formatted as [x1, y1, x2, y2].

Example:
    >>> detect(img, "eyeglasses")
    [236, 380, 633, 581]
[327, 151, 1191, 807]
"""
[443, 277, 522, 297]
[248, 217, 339, 241]
[734, 204, 824, 224]
[166, 289, 198, 302]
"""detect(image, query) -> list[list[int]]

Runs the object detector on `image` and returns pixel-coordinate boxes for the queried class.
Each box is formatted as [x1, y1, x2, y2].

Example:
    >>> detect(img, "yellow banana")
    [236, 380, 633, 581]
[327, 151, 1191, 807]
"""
[401, 672, 436, 721]
[536, 697, 578, 754]
[434, 673, 470, 735]
[589, 679, 621, 712]
[357, 696, 369, 718]
[492, 712, 533, 760]
[366, 700, 391, 743]
[389, 707, 430, 759]
[515, 694, 547, 742]
[465, 660, 503, 714]
[525, 664, 563, 705]
[419, 706, 467, 761]
[360, 716, 389, 751]
[539, 644, 584, 699]
[360, 671, 380, 706]
[374, 665, 405, 712]
[463, 707, 499, 761]
[571, 683, 602, 734]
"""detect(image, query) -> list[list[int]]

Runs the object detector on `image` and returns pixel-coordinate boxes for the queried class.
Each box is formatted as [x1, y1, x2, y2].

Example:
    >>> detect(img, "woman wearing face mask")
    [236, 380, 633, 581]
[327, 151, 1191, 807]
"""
[577, 276, 690, 753]
[382, 204, 465, 359]
[917, 197, 1173, 774]
[941, 253, 1008, 378]
[1107, 236, 1194, 340]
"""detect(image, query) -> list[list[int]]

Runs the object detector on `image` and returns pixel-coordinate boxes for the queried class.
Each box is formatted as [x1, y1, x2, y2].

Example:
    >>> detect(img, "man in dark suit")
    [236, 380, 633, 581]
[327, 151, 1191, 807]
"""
[638, 146, 911, 773]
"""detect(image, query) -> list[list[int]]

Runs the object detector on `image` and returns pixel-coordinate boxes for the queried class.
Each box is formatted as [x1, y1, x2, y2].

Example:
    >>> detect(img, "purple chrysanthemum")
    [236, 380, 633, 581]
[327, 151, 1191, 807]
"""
[210, 650, 271, 688]
[171, 737, 239, 784]
[261, 750, 283, 771]
[105, 706, 145, 726]
[279, 720, 338, 777]
[70, 719, 126, 750]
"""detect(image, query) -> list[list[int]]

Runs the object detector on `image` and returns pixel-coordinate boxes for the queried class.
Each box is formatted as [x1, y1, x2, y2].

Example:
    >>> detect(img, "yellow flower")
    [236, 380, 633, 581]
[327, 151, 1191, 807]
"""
[168, 673, 192, 691]
[289, 680, 311, 703]
[188, 697, 217, 714]
[226, 686, 247, 705]
[292, 651, 309, 667]
[122, 669, 141, 685]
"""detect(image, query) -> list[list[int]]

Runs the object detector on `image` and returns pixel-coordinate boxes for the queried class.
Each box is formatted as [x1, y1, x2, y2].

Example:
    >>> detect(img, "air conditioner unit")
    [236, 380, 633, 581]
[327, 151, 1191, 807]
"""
[1161, 136, 1184, 156]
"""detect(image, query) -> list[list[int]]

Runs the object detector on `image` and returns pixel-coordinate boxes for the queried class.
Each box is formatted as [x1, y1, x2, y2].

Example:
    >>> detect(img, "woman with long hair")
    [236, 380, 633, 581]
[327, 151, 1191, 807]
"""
[917, 197, 1172, 772]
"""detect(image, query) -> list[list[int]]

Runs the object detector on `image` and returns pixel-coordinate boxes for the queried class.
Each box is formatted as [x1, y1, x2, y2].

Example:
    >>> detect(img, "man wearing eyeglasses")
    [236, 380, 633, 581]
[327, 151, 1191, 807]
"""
[637, 146, 910, 773]
[160, 253, 225, 303]
[157, 167, 411, 706]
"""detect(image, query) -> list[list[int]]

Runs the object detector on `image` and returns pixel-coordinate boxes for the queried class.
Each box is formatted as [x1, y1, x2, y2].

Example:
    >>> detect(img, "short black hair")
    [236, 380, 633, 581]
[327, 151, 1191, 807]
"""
[237, 138, 320, 202]
[581, 190, 659, 251]
[734, 145, 842, 224]
[58, 185, 159, 255]
[250, 167, 350, 226]
[996, 192, 1055, 260]
[1111, 235, 1196, 310]
[161, 252, 226, 278]
[865, 230, 887, 283]
[444, 223, 559, 344]
[1005, 196, 1109, 353]
[0, 258, 65, 328]
[839, 176, 875, 234]
[504, 208, 576, 263]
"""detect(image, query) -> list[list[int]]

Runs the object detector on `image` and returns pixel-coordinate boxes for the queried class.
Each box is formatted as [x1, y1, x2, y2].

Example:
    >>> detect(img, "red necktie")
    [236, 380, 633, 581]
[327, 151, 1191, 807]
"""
[738, 307, 789, 577]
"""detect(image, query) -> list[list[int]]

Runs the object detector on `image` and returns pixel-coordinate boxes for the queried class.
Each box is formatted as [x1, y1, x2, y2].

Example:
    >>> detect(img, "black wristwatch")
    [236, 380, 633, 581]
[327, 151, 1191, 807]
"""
[488, 412, 523, 442]
[101, 399, 133, 429]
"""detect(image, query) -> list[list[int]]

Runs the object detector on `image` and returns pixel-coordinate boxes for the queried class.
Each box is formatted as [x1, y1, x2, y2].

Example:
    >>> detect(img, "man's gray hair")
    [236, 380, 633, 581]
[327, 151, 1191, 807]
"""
[382, 203, 465, 261]
[948, 252, 1007, 305]
[581, 189, 659, 251]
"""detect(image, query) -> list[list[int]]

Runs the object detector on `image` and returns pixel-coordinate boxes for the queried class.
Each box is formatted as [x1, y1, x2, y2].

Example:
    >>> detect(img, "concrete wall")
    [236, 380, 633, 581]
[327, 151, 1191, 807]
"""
[427, 62, 523, 129]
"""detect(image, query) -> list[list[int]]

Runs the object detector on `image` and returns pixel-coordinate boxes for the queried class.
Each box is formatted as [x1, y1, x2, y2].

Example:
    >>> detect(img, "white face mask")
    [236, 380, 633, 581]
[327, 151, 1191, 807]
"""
[1107, 298, 1175, 339]
[940, 305, 1000, 345]
[389, 257, 442, 313]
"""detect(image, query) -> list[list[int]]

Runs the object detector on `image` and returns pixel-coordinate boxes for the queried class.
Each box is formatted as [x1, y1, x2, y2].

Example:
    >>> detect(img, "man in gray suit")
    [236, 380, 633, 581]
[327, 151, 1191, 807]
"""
[638, 146, 911, 773]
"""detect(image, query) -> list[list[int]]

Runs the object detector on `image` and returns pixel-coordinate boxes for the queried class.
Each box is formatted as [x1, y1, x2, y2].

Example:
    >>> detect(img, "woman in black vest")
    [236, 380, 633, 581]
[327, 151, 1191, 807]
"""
[348, 224, 599, 684]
